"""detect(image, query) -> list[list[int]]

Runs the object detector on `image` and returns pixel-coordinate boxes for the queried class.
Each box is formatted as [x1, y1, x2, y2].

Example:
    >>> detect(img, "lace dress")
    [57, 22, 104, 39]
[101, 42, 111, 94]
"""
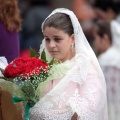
[29, 55, 107, 120]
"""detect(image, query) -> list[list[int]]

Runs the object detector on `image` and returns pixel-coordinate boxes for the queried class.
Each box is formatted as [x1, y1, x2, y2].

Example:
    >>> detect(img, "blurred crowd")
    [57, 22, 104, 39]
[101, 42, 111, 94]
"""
[18, 0, 120, 55]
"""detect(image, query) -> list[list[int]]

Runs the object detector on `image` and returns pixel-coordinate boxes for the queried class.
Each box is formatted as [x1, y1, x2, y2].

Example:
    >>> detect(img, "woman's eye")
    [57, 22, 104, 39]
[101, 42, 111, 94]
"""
[54, 38, 61, 42]
[45, 38, 50, 42]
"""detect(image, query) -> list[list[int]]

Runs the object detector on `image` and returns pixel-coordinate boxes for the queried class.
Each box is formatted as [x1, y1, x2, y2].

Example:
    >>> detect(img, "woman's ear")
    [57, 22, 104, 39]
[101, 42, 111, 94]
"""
[71, 34, 75, 44]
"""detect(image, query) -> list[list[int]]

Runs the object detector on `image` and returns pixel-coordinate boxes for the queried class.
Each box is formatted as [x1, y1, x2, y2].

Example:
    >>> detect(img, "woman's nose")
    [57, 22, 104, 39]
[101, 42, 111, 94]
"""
[49, 40, 56, 48]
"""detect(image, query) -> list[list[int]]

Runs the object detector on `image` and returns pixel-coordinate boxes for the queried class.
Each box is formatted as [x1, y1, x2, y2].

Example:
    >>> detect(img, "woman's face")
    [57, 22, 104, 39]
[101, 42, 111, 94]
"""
[43, 27, 75, 62]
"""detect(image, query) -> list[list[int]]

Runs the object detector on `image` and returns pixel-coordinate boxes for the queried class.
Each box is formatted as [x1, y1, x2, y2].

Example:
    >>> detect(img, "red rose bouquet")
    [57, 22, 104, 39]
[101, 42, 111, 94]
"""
[0, 48, 54, 120]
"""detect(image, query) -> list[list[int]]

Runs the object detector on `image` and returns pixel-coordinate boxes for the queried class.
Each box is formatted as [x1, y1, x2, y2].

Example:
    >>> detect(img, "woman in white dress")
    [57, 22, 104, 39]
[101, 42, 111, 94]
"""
[29, 8, 108, 120]
[93, 20, 120, 120]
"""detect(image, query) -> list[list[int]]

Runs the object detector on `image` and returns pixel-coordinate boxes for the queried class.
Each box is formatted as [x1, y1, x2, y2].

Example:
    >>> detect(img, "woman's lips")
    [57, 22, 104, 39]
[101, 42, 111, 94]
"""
[50, 51, 57, 55]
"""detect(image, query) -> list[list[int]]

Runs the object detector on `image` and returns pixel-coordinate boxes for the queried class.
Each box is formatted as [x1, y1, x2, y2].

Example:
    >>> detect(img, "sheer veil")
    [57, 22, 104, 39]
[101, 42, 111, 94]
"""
[39, 7, 106, 93]
[40, 8, 101, 64]
[32, 8, 108, 120]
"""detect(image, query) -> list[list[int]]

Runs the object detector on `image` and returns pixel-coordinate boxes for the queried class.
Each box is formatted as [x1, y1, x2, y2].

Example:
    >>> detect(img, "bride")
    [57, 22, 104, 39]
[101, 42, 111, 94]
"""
[29, 8, 108, 120]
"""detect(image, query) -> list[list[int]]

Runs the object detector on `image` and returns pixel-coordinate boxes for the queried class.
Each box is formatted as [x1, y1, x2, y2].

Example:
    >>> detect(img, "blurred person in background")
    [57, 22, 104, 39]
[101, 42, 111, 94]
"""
[0, 0, 22, 119]
[19, 0, 52, 56]
[93, 0, 120, 23]
[0, 0, 21, 63]
[92, 20, 112, 56]
[73, 0, 96, 47]
[93, 20, 120, 120]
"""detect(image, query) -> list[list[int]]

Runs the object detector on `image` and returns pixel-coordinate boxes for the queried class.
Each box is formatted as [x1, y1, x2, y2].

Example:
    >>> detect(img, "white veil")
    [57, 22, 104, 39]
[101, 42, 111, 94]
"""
[40, 8, 100, 64]
[31, 8, 108, 120]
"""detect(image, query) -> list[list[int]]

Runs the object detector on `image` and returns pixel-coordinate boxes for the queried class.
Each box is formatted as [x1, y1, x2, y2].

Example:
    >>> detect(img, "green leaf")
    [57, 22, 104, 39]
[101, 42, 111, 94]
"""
[30, 47, 39, 58]
[41, 49, 47, 62]
[0, 76, 7, 80]
[49, 58, 54, 66]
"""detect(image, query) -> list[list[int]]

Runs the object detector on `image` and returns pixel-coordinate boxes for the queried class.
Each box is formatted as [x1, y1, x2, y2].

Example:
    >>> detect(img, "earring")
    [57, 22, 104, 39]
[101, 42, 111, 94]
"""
[71, 44, 74, 52]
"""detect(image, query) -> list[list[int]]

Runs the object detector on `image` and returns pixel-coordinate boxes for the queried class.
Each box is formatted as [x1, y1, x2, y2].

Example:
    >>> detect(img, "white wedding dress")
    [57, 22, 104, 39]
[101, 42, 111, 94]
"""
[29, 8, 108, 120]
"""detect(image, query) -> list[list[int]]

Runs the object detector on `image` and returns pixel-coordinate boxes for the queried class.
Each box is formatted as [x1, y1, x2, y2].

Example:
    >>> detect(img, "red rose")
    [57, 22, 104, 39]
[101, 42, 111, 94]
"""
[3, 57, 49, 78]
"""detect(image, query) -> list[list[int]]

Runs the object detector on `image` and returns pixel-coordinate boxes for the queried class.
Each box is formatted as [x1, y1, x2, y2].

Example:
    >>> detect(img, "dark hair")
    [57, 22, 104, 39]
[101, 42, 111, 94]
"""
[43, 13, 74, 36]
[95, 20, 112, 43]
[93, 0, 120, 14]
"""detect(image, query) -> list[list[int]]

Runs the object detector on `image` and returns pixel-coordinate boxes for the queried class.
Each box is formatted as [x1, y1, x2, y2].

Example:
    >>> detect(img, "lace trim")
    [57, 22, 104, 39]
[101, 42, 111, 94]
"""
[30, 107, 73, 120]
